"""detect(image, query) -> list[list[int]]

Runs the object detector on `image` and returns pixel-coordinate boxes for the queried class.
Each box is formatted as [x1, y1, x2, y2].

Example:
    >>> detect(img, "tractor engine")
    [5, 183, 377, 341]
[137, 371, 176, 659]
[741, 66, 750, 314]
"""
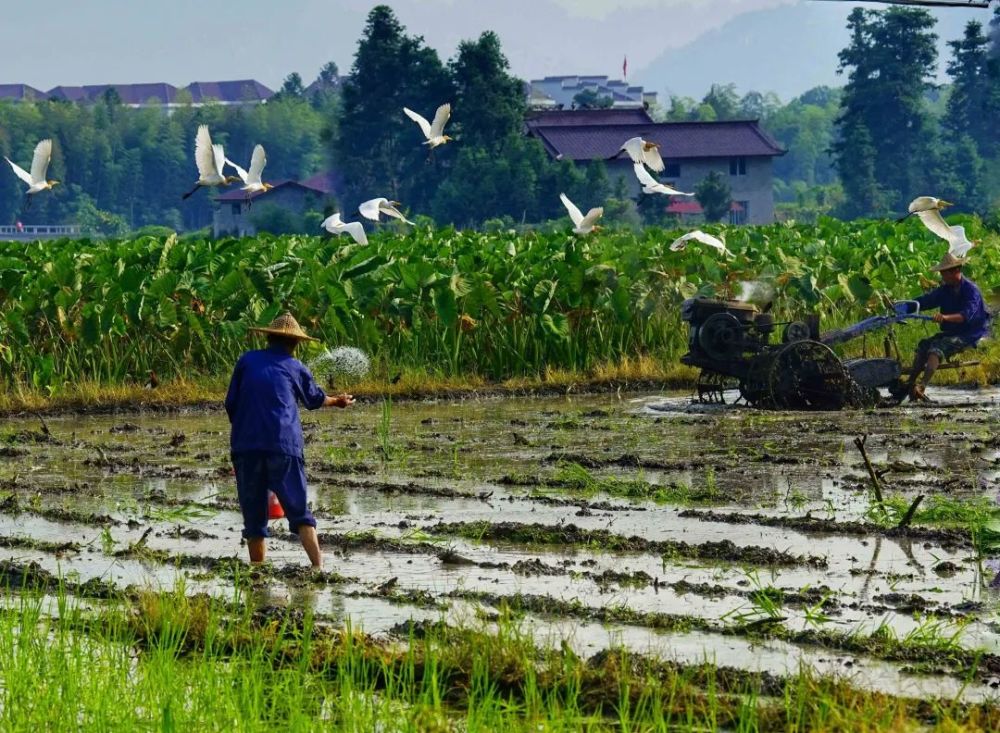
[679, 297, 900, 410]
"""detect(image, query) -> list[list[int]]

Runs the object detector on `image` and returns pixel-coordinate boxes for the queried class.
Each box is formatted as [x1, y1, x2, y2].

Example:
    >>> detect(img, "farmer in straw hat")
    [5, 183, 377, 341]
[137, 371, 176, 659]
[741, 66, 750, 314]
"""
[225, 312, 354, 568]
[894, 252, 990, 401]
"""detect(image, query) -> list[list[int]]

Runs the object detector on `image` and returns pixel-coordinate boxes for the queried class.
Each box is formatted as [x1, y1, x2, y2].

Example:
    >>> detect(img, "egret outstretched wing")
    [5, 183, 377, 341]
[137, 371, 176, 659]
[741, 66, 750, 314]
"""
[212, 144, 227, 178]
[429, 103, 451, 138]
[29, 139, 52, 184]
[359, 197, 385, 222]
[5, 157, 32, 186]
[948, 226, 974, 258]
[379, 201, 413, 225]
[226, 158, 249, 184]
[403, 108, 432, 139]
[559, 192, 584, 227]
[915, 208, 953, 242]
[194, 126, 216, 179]
[670, 230, 730, 256]
[247, 145, 266, 185]
[633, 162, 693, 196]
[578, 206, 604, 230]
[322, 213, 369, 245]
[913, 207, 975, 258]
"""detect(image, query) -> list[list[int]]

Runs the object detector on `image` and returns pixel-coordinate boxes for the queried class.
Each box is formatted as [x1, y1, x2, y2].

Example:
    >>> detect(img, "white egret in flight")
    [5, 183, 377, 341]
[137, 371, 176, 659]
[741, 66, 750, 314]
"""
[403, 103, 452, 148]
[321, 213, 368, 245]
[617, 136, 665, 172]
[182, 125, 239, 200]
[559, 192, 603, 236]
[669, 230, 731, 256]
[633, 163, 693, 196]
[900, 196, 974, 257]
[226, 144, 273, 206]
[897, 196, 952, 222]
[5, 139, 58, 208]
[359, 197, 414, 225]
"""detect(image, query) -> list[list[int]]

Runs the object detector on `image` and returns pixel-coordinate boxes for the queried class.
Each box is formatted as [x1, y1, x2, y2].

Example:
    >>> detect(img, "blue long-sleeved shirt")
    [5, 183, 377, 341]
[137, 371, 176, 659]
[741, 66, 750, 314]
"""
[225, 346, 326, 457]
[914, 277, 991, 345]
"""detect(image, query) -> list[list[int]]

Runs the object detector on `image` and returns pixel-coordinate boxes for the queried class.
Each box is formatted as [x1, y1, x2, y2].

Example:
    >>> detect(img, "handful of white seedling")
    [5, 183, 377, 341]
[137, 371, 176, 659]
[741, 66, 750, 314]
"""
[310, 346, 371, 380]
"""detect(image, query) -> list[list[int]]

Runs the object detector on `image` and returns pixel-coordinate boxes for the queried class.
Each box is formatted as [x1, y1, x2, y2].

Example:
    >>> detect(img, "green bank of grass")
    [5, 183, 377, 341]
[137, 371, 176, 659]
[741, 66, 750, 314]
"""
[0, 356, 699, 416]
[3, 335, 998, 417]
[3, 585, 1000, 731]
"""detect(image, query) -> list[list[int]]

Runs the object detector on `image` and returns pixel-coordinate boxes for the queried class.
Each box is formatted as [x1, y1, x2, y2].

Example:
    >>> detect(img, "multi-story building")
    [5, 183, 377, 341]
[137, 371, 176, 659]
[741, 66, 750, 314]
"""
[528, 76, 657, 110]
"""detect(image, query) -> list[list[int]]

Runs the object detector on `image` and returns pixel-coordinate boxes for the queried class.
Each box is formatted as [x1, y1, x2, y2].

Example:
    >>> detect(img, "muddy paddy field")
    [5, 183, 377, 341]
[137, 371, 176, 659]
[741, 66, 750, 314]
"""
[5, 387, 1000, 726]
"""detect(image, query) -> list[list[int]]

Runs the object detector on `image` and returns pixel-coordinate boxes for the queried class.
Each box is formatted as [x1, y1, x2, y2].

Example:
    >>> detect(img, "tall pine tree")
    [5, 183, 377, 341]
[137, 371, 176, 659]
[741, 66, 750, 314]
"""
[946, 22, 991, 151]
[833, 8, 938, 216]
[335, 6, 453, 213]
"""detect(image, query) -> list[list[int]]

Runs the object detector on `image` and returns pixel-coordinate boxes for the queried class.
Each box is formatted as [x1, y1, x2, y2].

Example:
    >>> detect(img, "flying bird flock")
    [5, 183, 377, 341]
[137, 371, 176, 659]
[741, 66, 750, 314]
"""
[3, 112, 974, 264]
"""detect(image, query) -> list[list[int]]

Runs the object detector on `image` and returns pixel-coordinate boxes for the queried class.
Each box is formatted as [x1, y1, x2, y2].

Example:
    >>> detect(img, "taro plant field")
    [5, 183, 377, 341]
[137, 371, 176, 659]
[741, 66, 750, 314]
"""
[1, 215, 998, 392]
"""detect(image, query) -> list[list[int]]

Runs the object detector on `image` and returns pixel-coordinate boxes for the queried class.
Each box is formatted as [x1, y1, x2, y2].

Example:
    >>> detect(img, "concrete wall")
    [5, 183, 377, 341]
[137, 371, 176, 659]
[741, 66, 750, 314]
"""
[599, 156, 776, 224]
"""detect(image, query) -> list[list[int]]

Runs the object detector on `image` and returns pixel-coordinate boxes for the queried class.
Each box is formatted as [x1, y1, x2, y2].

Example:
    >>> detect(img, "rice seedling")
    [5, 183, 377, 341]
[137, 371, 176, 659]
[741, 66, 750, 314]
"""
[2, 583, 999, 731]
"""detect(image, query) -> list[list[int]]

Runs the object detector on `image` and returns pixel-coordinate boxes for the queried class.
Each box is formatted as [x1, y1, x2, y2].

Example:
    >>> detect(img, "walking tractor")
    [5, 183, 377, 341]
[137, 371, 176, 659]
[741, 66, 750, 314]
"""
[679, 297, 980, 410]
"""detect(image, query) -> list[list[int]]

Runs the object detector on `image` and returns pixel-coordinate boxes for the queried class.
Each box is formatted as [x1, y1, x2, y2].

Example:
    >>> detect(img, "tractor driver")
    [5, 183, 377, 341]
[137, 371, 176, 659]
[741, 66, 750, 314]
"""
[894, 252, 990, 401]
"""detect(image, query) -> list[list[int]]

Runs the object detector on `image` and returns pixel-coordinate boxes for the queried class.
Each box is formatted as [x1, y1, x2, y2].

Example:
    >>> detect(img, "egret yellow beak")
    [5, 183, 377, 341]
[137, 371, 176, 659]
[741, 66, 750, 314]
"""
[48, 180, 60, 187]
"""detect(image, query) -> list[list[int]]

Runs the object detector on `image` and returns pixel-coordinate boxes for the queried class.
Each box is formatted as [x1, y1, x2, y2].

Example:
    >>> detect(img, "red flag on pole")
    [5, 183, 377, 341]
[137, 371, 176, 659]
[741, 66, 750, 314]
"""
[623, 56, 628, 80]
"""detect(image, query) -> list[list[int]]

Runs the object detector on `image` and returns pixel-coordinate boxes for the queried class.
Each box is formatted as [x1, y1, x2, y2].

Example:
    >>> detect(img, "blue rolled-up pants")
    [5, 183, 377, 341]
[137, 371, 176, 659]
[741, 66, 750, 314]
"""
[231, 451, 317, 538]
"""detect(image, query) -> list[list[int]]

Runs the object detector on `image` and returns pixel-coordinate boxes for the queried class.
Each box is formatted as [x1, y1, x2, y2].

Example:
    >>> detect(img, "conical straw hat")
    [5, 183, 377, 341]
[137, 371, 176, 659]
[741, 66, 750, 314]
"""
[929, 251, 968, 273]
[249, 312, 318, 342]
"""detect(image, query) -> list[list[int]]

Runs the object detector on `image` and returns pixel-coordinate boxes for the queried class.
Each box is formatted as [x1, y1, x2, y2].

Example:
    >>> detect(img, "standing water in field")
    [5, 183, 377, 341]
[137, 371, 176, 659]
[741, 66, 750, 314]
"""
[309, 346, 372, 380]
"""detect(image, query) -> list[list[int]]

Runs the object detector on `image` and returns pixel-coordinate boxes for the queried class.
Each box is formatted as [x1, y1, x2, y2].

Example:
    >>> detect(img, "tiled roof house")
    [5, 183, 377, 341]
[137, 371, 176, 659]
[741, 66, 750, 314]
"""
[0, 84, 44, 102]
[0, 80, 274, 109]
[212, 171, 342, 238]
[184, 80, 274, 106]
[527, 111, 785, 224]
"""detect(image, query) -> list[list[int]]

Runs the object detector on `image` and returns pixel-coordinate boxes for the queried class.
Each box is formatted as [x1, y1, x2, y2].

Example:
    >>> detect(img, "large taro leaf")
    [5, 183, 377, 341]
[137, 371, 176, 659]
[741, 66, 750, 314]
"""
[541, 313, 570, 340]
[342, 254, 388, 281]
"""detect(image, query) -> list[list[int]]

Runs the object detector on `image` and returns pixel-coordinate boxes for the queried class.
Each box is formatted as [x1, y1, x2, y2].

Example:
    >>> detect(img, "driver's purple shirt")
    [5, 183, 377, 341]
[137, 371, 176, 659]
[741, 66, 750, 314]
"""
[225, 346, 326, 457]
[916, 277, 990, 345]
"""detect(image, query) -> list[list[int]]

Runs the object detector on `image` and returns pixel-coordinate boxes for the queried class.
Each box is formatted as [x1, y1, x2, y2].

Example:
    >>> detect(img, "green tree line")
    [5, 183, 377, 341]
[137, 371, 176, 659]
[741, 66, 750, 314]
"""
[1, 4, 997, 233]
[0, 83, 336, 234]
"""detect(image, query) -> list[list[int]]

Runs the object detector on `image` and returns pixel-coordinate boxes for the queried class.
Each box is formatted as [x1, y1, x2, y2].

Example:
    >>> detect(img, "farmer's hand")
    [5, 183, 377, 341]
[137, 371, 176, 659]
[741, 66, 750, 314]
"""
[932, 313, 945, 323]
[326, 393, 354, 408]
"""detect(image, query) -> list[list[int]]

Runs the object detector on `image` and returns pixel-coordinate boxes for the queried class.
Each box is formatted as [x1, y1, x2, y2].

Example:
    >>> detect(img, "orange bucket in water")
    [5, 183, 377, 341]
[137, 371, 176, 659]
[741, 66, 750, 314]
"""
[268, 491, 285, 520]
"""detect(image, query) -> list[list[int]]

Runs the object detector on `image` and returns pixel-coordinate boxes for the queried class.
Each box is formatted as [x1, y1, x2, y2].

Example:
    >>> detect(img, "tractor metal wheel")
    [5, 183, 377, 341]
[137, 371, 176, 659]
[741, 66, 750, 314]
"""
[739, 352, 776, 408]
[768, 340, 851, 410]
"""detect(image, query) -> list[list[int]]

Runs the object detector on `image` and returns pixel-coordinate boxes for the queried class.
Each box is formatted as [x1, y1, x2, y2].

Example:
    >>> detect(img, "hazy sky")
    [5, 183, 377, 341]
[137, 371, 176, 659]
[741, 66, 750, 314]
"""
[7, 0, 796, 88]
[5, 1, 994, 99]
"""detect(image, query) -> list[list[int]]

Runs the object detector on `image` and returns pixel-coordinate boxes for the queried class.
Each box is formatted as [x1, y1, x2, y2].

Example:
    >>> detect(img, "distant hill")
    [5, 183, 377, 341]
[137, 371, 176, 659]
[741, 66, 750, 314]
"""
[635, 1, 994, 103]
